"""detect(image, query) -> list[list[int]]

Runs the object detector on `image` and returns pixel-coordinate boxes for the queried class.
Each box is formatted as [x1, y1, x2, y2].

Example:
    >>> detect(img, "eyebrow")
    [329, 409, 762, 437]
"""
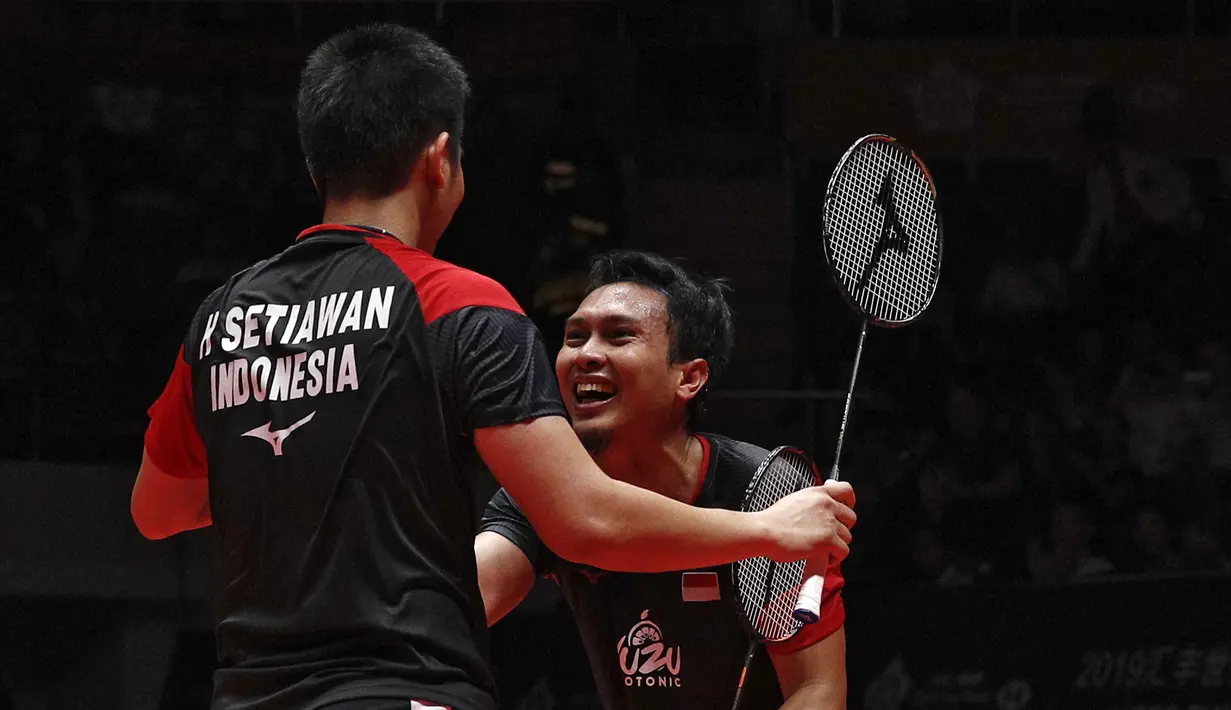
[565, 313, 641, 329]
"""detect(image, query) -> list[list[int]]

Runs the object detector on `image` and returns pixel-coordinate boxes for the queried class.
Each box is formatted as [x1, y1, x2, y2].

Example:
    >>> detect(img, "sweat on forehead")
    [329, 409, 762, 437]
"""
[572, 282, 670, 323]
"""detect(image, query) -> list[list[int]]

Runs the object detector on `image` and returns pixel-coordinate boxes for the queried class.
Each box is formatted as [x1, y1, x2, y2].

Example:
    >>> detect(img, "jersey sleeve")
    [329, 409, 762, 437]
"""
[765, 559, 845, 656]
[444, 306, 568, 433]
[479, 487, 554, 576]
[144, 345, 208, 479]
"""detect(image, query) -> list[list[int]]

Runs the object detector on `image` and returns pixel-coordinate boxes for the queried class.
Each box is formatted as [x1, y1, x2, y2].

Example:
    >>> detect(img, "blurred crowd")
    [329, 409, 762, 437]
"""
[0, 83, 319, 462]
[824, 88, 1231, 587]
[4, 73, 1230, 591]
[0, 77, 615, 462]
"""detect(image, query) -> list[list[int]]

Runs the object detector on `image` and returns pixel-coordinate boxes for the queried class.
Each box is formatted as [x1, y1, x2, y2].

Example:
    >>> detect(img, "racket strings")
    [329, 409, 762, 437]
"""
[825, 139, 941, 323]
[734, 451, 816, 643]
[834, 145, 936, 315]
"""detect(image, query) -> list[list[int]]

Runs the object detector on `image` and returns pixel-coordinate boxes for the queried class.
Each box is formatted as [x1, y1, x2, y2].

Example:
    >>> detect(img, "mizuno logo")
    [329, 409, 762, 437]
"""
[857, 169, 910, 292]
[242, 411, 316, 456]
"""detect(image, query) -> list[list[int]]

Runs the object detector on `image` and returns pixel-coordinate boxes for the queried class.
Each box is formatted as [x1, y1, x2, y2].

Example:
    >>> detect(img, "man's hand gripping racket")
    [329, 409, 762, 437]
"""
[758, 477, 857, 563]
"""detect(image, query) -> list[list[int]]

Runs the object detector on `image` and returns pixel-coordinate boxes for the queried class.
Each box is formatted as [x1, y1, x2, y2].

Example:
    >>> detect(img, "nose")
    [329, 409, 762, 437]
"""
[576, 337, 606, 371]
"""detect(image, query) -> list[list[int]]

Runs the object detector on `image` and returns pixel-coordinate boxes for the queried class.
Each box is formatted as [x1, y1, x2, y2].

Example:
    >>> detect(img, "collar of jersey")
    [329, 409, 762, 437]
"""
[296, 223, 401, 242]
[687, 434, 713, 505]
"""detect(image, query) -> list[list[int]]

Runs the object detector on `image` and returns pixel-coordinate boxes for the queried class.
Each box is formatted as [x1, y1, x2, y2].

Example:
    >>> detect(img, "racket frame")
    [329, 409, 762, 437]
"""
[821, 133, 945, 329]
[730, 445, 821, 710]
[730, 445, 822, 645]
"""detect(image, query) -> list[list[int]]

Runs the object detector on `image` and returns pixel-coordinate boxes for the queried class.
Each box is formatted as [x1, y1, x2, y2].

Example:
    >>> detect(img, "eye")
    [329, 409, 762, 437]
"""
[564, 330, 587, 345]
[608, 328, 635, 342]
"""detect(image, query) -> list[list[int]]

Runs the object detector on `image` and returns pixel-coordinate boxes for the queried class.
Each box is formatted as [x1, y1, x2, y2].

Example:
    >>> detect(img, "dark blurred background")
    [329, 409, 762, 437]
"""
[2, 1, 1230, 708]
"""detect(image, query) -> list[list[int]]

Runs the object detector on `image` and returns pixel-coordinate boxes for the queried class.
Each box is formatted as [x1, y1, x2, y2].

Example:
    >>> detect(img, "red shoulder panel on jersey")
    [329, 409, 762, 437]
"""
[365, 237, 525, 323]
[765, 561, 846, 655]
[145, 346, 209, 479]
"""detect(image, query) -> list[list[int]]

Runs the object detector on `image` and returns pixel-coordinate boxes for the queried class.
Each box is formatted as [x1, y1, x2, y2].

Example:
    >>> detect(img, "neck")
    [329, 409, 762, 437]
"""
[594, 427, 703, 503]
[321, 191, 431, 252]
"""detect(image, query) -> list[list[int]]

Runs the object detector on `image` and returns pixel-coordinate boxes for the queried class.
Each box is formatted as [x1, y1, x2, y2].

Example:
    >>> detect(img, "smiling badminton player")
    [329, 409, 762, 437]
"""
[477, 251, 856, 710]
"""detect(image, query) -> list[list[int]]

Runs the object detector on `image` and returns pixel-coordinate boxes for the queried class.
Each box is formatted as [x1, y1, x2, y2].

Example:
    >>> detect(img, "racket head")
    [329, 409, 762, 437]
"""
[822, 134, 943, 328]
[731, 446, 822, 644]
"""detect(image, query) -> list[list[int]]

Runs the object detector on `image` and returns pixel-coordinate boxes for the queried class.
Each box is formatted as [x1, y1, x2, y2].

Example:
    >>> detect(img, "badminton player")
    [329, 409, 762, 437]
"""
[130, 25, 848, 710]
[477, 251, 854, 710]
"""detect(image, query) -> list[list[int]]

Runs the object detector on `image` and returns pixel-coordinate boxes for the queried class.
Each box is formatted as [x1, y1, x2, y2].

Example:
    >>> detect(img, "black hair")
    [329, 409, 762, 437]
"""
[586, 250, 735, 430]
[296, 23, 470, 200]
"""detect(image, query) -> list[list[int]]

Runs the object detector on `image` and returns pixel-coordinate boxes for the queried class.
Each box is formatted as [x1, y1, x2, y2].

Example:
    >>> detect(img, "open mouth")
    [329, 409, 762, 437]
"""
[574, 382, 617, 409]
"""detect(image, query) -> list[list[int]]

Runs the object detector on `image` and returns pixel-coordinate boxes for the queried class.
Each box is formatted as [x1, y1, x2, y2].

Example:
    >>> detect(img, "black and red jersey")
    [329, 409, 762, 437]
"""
[145, 224, 567, 710]
[480, 433, 846, 710]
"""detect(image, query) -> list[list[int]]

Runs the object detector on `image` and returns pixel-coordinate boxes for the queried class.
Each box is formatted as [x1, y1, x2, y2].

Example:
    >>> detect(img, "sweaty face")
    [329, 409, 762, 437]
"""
[556, 283, 683, 450]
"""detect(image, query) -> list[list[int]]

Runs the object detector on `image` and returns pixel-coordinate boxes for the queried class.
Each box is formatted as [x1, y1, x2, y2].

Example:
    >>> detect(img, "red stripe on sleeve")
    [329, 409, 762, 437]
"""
[365, 237, 525, 323]
[766, 560, 846, 655]
[145, 346, 208, 479]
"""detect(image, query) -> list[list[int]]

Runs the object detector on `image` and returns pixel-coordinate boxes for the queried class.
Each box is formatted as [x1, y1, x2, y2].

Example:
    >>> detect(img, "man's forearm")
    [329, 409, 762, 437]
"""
[565, 481, 772, 572]
[474, 417, 809, 572]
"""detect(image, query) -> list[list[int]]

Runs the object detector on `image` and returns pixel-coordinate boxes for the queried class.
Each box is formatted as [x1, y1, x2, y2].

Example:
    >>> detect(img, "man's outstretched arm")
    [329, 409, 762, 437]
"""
[474, 416, 855, 573]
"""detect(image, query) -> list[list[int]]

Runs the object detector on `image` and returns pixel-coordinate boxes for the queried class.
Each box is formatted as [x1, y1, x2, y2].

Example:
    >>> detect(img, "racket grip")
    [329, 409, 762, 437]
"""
[792, 573, 824, 624]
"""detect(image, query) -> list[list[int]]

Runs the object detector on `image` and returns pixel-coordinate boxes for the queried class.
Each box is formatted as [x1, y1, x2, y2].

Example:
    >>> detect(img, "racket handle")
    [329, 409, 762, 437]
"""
[792, 573, 825, 624]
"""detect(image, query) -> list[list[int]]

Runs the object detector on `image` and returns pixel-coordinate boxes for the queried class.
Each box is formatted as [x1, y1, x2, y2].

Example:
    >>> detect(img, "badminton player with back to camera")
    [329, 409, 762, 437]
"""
[128, 24, 849, 710]
[477, 251, 855, 710]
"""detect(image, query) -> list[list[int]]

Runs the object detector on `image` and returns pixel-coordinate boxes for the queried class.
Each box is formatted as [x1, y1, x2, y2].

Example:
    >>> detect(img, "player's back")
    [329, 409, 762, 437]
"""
[184, 224, 538, 710]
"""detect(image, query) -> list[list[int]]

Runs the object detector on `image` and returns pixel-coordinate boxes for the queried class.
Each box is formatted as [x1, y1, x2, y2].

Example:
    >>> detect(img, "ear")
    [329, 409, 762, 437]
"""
[676, 358, 710, 404]
[421, 132, 453, 190]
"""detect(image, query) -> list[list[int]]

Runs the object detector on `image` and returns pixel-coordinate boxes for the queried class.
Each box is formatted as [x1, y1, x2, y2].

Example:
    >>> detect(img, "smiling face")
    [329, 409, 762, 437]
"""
[556, 282, 706, 451]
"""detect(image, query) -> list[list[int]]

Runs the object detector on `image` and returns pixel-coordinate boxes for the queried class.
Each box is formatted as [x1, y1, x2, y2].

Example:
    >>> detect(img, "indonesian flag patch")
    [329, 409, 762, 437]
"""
[681, 571, 721, 602]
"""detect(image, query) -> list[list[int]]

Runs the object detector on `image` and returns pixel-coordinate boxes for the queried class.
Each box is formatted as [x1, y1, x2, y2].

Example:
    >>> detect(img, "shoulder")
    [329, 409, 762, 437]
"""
[698, 433, 771, 509]
[705, 433, 770, 479]
[180, 260, 270, 367]
[364, 240, 523, 323]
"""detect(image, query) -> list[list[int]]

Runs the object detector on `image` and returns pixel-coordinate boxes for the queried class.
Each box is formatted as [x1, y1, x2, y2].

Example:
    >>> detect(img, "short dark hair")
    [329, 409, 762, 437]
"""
[586, 250, 735, 430]
[297, 23, 470, 199]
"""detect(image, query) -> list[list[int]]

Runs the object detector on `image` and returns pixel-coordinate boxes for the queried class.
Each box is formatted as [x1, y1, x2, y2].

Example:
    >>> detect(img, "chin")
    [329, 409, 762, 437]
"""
[578, 431, 611, 454]
[572, 422, 612, 452]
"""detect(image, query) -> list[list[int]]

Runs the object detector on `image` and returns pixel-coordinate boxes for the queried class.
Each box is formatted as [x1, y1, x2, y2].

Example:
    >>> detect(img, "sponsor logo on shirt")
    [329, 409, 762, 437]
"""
[617, 609, 682, 689]
[241, 411, 316, 456]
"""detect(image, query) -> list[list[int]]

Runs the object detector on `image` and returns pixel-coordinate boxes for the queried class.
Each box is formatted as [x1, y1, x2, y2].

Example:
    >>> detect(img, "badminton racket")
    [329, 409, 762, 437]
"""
[793, 134, 943, 624]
